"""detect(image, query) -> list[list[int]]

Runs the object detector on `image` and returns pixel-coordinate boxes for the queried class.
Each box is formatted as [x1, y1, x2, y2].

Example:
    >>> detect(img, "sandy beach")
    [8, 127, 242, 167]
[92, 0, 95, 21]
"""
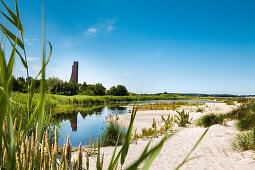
[72, 103, 255, 169]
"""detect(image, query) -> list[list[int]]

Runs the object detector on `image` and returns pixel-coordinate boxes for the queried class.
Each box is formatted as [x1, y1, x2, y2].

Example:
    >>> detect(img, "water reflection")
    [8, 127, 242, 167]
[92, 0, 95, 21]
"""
[71, 117, 77, 131]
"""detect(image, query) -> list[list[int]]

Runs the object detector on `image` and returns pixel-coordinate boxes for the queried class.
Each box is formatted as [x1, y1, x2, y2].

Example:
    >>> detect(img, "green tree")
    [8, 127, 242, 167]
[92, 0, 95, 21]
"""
[108, 86, 117, 96]
[108, 85, 128, 96]
[67, 80, 79, 95]
[93, 83, 106, 95]
[12, 76, 27, 92]
[115, 85, 128, 96]
[46, 77, 64, 94]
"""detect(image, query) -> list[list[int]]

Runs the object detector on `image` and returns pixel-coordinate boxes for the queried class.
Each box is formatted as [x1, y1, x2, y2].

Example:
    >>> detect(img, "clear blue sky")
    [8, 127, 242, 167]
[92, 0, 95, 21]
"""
[4, 0, 255, 94]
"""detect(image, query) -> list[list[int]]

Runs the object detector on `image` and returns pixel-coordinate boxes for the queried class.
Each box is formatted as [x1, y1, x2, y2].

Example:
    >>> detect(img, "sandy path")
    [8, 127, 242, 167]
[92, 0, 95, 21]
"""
[72, 103, 255, 169]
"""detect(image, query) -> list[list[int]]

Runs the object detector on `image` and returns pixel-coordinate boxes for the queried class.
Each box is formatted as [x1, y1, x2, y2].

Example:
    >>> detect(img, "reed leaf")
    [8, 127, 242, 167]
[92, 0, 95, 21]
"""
[107, 131, 121, 170]
[176, 127, 210, 170]
[35, 2, 46, 169]
[0, 24, 24, 49]
[120, 104, 137, 166]
[0, 0, 18, 24]
[35, 41, 52, 79]
[97, 129, 101, 170]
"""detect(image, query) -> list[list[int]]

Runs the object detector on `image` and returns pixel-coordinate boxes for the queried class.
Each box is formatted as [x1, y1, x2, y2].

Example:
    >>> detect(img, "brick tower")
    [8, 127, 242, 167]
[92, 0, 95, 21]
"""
[70, 61, 78, 83]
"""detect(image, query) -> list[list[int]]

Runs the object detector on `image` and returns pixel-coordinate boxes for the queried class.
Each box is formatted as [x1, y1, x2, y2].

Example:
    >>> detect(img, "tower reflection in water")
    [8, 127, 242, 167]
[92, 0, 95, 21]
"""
[71, 117, 77, 131]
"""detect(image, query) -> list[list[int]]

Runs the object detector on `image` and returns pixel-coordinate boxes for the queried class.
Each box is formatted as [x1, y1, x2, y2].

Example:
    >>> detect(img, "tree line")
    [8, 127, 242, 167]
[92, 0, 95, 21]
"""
[12, 77, 129, 96]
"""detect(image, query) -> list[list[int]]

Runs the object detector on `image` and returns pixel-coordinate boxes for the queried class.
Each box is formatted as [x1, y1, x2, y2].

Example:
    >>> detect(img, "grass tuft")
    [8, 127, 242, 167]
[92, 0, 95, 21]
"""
[196, 113, 225, 127]
[232, 129, 255, 151]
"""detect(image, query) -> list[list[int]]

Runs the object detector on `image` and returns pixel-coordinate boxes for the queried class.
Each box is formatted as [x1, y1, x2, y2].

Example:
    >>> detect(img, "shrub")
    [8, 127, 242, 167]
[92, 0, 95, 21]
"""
[196, 107, 204, 113]
[141, 127, 155, 138]
[133, 129, 140, 142]
[161, 114, 174, 130]
[152, 118, 156, 129]
[231, 130, 255, 151]
[226, 100, 235, 105]
[175, 110, 192, 127]
[225, 104, 254, 120]
[101, 122, 126, 146]
[196, 114, 225, 127]
[235, 114, 255, 130]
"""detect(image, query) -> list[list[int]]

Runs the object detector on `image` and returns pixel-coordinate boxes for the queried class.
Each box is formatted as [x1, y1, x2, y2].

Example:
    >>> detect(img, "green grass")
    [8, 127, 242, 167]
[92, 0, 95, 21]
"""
[196, 113, 225, 127]
[137, 102, 203, 111]
[231, 129, 255, 151]
[224, 102, 255, 130]
[101, 122, 126, 147]
[196, 107, 204, 113]
[12, 92, 194, 105]
[175, 110, 192, 127]
[197, 101, 255, 131]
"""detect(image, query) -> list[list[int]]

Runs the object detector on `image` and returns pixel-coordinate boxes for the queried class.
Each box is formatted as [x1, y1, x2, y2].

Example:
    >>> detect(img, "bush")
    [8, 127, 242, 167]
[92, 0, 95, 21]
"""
[235, 114, 255, 130]
[140, 128, 155, 138]
[101, 122, 126, 146]
[196, 107, 204, 113]
[225, 104, 254, 120]
[196, 114, 225, 127]
[161, 114, 174, 130]
[107, 85, 128, 96]
[232, 130, 255, 151]
[175, 110, 192, 127]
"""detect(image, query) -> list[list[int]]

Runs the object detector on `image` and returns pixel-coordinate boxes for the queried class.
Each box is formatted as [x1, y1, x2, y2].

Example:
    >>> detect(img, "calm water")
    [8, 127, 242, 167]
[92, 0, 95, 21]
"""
[56, 100, 218, 147]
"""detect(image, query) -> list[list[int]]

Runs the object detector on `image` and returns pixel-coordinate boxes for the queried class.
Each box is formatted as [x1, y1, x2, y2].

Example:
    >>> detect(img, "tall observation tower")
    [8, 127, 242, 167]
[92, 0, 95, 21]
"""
[70, 61, 78, 83]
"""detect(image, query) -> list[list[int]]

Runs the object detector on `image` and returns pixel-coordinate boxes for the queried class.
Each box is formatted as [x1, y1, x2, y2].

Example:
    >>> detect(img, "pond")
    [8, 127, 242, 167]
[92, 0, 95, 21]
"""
[55, 100, 218, 147]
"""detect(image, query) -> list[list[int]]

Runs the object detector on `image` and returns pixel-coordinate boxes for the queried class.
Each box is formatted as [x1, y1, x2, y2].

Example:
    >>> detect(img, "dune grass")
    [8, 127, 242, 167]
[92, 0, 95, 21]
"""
[231, 129, 255, 151]
[196, 113, 225, 127]
[137, 101, 203, 111]
[101, 122, 126, 147]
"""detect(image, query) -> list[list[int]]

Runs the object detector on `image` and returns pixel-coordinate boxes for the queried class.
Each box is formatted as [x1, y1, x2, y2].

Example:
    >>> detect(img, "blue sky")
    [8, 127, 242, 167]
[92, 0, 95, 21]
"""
[3, 0, 255, 94]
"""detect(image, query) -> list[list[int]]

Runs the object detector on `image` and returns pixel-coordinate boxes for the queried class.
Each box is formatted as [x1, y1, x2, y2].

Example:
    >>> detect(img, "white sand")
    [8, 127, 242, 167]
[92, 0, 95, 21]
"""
[72, 103, 255, 169]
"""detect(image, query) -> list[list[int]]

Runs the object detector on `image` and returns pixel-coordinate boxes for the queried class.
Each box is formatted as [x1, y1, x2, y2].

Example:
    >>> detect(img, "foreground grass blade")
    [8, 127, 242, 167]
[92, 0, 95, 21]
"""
[121, 104, 137, 166]
[108, 131, 121, 170]
[97, 128, 101, 170]
[0, 0, 18, 24]
[125, 129, 176, 170]
[36, 1, 46, 168]
[0, 24, 24, 49]
[0, 26, 28, 69]
[35, 41, 52, 79]
[0, 45, 7, 167]
[0, 12, 20, 31]
[176, 127, 210, 170]
[125, 135, 154, 170]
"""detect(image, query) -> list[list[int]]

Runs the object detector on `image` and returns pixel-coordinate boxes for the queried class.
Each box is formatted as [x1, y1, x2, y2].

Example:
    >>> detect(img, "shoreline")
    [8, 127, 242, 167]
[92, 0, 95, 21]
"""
[72, 103, 254, 169]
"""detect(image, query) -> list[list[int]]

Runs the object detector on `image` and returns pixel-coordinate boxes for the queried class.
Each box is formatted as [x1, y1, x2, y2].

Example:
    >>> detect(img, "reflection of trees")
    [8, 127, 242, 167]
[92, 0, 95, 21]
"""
[52, 112, 78, 123]
[52, 103, 128, 126]
[52, 105, 106, 121]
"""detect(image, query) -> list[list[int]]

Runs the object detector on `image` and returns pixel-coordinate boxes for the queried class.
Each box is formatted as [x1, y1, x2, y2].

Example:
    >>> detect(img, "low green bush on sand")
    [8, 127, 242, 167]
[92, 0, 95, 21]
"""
[235, 114, 255, 131]
[196, 113, 225, 127]
[232, 129, 255, 151]
[101, 122, 126, 146]
[175, 110, 192, 127]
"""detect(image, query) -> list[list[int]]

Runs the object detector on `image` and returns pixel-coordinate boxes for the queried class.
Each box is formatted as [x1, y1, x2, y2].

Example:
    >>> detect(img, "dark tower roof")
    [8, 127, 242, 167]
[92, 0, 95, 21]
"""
[70, 61, 78, 83]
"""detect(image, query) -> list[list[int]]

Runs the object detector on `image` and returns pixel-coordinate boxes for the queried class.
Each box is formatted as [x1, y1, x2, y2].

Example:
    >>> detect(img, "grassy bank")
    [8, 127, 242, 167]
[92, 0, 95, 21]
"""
[11, 92, 195, 112]
[137, 102, 203, 111]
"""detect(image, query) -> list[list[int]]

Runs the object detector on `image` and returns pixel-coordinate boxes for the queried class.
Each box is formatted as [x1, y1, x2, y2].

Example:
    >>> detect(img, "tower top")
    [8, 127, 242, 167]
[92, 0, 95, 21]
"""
[70, 61, 78, 83]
